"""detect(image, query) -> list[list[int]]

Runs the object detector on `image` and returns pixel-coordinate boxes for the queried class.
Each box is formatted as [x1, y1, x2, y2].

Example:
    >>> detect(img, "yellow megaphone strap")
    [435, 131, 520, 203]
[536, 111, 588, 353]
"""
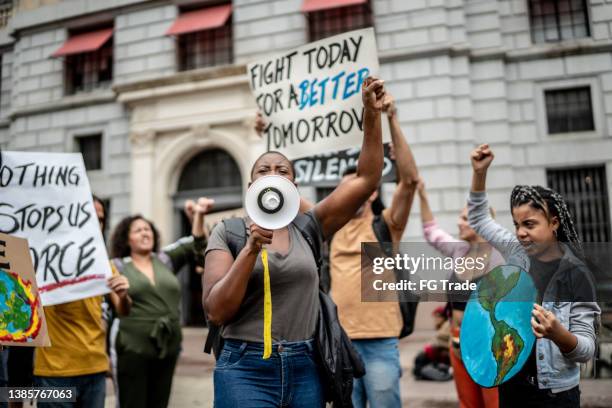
[261, 248, 272, 359]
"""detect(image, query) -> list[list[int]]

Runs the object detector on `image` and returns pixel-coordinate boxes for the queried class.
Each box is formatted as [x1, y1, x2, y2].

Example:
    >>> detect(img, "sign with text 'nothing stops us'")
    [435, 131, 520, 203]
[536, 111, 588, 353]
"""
[248, 27, 380, 160]
[0, 151, 111, 306]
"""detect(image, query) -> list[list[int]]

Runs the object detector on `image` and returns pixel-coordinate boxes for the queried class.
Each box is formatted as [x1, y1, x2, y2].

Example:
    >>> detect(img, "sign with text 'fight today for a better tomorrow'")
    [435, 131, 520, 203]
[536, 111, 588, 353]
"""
[248, 28, 379, 160]
[0, 151, 112, 306]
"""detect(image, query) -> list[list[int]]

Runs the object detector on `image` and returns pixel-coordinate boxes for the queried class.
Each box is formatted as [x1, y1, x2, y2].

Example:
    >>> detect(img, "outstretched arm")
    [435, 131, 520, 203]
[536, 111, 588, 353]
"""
[382, 94, 419, 240]
[417, 178, 434, 225]
[468, 144, 525, 267]
[164, 198, 213, 273]
[314, 77, 385, 239]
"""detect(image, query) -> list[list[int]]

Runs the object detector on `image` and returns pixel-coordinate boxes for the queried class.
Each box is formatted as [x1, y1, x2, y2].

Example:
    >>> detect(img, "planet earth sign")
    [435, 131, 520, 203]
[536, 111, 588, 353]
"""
[0, 268, 41, 343]
[460, 265, 537, 387]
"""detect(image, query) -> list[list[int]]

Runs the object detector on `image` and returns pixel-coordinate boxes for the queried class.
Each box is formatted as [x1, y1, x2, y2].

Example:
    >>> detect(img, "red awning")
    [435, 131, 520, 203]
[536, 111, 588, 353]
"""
[51, 28, 113, 57]
[301, 0, 367, 13]
[166, 4, 232, 36]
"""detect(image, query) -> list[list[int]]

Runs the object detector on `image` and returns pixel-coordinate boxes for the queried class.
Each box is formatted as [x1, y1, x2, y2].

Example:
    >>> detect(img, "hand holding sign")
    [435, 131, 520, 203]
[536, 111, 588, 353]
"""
[362, 77, 385, 113]
[107, 274, 130, 300]
[255, 111, 267, 137]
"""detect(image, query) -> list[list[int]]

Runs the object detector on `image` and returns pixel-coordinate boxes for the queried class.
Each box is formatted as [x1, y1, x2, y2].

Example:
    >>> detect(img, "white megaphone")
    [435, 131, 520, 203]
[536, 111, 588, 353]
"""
[245, 175, 300, 230]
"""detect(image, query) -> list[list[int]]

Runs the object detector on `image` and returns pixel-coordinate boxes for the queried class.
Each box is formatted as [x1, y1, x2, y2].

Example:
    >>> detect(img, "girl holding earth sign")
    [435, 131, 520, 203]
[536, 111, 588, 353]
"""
[467, 143, 600, 407]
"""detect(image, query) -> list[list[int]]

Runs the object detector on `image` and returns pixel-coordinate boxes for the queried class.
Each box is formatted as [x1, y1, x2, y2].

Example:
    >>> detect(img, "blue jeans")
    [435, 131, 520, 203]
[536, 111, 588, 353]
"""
[214, 339, 324, 408]
[351, 338, 402, 408]
[34, 372, 106, 408]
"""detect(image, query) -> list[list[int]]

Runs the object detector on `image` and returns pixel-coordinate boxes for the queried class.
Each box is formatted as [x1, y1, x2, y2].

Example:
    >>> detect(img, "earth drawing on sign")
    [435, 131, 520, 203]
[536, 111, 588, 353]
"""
[460, 265, 537, 387]
[0, 268, 43, 343]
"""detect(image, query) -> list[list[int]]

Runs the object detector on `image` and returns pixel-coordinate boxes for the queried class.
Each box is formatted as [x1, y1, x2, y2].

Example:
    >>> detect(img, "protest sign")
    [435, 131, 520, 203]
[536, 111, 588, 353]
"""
[0, 232, 50, 346]
[294, 143, 397, 186]
[248, 27, 379, 160]
[0, 152, 111, 306]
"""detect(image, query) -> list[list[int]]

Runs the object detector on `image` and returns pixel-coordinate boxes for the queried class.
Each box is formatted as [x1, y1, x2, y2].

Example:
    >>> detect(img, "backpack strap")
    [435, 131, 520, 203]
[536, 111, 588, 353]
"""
[292, 212, 322, 270]
[204, 218, 248, 357]
[223, 218, 248, 259]
[371, 214, 418, 339]
[372, 214, 393, 257]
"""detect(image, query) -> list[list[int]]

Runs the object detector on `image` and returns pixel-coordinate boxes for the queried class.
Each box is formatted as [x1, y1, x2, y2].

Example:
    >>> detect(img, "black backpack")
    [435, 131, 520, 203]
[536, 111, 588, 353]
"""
[203, 213, 366, 407]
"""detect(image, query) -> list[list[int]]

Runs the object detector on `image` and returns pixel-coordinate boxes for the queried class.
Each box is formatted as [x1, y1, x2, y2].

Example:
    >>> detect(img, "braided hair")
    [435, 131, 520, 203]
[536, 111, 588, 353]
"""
[510, 185, 583, 259]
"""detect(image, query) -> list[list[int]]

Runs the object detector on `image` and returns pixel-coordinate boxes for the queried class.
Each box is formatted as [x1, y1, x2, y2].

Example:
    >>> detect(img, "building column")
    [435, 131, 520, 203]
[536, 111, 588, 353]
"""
[129, 130, 156, 218]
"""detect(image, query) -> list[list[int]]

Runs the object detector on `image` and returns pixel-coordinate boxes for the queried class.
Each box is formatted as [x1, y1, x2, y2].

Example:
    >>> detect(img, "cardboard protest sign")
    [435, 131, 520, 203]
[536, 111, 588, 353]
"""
[294, 143, 397, 186]
[248, 27, 379, 160]
[0, 152, 111, 306]
[0, 233, 50, 346]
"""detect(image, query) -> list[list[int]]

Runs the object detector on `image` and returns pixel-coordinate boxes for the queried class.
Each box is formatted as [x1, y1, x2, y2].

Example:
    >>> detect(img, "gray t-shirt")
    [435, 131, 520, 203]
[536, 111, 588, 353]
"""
[205, 212, 321, 342]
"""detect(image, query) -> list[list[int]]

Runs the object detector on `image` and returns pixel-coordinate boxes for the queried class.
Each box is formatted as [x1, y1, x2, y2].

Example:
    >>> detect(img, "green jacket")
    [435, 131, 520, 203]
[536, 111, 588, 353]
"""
[113, 236, 206, 358]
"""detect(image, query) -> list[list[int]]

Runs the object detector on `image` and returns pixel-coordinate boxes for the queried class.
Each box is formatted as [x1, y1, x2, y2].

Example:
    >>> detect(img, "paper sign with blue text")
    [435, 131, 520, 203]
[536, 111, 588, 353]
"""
[248, 27, 379, 160]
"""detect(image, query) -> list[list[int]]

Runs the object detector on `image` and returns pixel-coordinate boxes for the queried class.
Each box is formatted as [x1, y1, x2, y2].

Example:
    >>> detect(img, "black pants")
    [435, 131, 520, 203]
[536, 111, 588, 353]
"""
[117, 351, 179, 408]
[7, 347, 34, 387]
[500, 381, 580, 408]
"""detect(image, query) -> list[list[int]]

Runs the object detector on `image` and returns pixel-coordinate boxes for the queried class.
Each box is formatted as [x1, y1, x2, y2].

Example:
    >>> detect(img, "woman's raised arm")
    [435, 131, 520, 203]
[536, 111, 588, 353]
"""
[314, 77, 385, 239]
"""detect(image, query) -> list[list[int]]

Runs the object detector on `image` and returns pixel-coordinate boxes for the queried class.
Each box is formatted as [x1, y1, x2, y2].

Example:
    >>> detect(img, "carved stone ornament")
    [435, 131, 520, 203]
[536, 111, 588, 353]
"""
[191, 123, 210, 139]
[129, 130, 156, 146]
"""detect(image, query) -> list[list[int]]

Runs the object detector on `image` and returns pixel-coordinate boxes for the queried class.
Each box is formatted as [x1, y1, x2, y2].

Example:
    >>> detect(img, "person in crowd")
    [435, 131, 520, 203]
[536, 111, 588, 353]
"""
[468, 144, 600, 408]
[418, 178, 502, 407]
[328, 92, 419, 408]
[412, 306, 452, 382]
[33, 195, 132, 408]
[203, 77, 386, 408]
[109, 197, 212, 408]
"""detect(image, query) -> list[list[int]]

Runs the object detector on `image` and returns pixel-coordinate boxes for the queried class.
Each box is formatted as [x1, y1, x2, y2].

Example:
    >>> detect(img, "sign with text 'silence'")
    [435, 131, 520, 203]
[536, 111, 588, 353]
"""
[294, 144, 397, 186]
[0, 151, 111, 306]
[248, 28, 379, 160]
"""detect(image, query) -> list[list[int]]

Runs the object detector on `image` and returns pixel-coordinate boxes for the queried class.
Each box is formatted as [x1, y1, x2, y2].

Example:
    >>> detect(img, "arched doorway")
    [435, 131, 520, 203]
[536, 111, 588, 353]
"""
[174, 148, 243, 325]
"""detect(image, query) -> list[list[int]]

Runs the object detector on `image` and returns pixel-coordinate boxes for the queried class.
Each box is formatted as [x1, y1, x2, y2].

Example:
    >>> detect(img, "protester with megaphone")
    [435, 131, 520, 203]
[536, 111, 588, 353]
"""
[203, 76, 386, 408]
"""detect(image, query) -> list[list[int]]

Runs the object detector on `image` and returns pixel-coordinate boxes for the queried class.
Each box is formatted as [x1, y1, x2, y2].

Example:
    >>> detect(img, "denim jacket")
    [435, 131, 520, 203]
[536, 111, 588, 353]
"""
[467, 191, 600, 391]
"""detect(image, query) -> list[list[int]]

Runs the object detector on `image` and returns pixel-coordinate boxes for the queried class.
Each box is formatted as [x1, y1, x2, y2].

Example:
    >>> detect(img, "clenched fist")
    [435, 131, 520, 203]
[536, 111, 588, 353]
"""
[470, 144, 494, 174]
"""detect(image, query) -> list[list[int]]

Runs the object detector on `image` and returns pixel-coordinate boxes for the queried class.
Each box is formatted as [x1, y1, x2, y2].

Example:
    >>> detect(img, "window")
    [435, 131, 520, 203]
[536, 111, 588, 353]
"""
[66, 42, 113, 94]
[178, 148, 241, 191]
[547, 166, 611, 242]
[178, 24, 232, 70]
[528, 0, 590, 43]
[0, 0, 13, 29]
[544, 87, 594, 134]
[167, 4, 233, 71]
[76, 134, 102, 171]
[52, 27, 114, 95]
[306, 0, 373, 42]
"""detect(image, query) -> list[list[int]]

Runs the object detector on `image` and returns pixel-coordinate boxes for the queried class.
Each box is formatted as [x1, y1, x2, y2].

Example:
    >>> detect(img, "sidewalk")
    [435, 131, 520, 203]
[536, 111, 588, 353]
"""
[104, 327, 612, 407]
